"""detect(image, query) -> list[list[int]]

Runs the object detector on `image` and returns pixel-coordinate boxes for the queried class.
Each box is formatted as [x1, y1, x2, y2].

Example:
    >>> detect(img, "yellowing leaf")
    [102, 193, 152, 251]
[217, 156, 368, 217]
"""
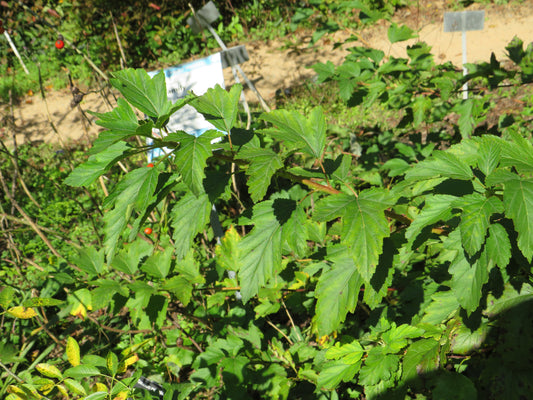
[106, 351, 118, 376]
[117, 354, 139, 373]
[66, 337, 81, 367]
[68, 289, 92, 319]
[7, 306, 37, 319]
[35, 378, 55, 394]
[55, 384, 68, 397]
[123, 354, 139, 367]
[5, 393, 25, 400]
[93, 382, 108, 393]
[7, 386, 26, 396]
[5, 389, 27, 400]
[121, 339, 150, 357]
[36, 363, 63, 380]
[215, 225, 241, 271]
[114, 390, 129, 400]
[30, 327, 43, 336]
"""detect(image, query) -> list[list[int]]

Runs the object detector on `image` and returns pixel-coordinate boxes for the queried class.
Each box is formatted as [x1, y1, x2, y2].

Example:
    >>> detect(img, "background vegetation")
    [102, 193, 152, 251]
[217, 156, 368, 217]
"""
[1, 1, 533, 400]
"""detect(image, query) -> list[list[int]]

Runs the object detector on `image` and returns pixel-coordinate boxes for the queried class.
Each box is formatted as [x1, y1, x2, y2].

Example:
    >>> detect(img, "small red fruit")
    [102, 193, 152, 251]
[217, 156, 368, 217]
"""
[55, 39, 64, 49]
[144, 227, 153, 235]
[147, 163, 154, 168]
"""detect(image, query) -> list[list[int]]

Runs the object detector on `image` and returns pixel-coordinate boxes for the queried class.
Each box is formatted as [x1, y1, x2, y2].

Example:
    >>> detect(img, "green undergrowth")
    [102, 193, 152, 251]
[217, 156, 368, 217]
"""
[0, 0, 412, 103]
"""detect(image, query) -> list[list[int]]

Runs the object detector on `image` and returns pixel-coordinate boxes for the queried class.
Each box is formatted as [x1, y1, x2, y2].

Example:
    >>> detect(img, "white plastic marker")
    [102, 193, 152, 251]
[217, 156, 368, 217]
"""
[4, 30, 29, 75]
[443, 10, 485, 99]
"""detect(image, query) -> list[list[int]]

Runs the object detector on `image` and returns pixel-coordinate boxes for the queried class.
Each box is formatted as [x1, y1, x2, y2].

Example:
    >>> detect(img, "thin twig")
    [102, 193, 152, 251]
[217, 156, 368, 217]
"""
[281, 298, 302, 342]
[110, 12, 127, 69]
[266, 319, 293, 345]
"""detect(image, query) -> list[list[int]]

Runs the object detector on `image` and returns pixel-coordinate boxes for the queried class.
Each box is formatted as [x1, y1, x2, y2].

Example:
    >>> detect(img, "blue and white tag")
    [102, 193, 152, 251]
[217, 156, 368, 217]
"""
[147, 53, 225, 162]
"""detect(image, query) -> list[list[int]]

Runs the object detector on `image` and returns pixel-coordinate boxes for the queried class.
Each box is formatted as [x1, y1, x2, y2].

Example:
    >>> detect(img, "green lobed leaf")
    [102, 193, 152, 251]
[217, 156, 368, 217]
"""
[310, 60, 336, 83]
[377, 58, 410, 75]
[358, 348, 400, 386]
[421, 290, 459, 325]
[402, 338, 440, 382]
[448, 233, 491, 313]
[170, 193, 211, 260]
[314, 189, 391, 283]
[381, 158, 409, 177]
[317, 361, 361, 390]
[281, 201, 309, 258]
[89, 97, 138, 134]
[381, 323, 425, 354]
[88, 101, 153, 155]
[190, 84, 242, 133]
[165, 130, 221, 196]
[112, 238, 154, 275]
[412, 96, 432, 128]
[220, 356, 249, 384]
[110, 69, 171, 118]
[103, 167, 159, 262]
[71, 247, 105, 276]
[501, 176, 533, 261]
[453, 193, 504, 256]
[361, 257, 395, 309]
[404, 194, 457, 248]
[124, 283, 157, 327]
[314, 246, 363, 336]
[163, 251, 205, 306]
[91, 279, 129, 310]
[141, 242, 173, 279]
[477, 136, 502, 177]
[454, 99, 475, 138]
[163, 276, 193, 306]
[326, 341, 364, 364]
[134, 167, 159, 211]
[64, 142, 130, 187]
[499, 131, 533, 174]
[175, 250, 205, 285]
[326, 153, 352, 182]
[260, 107, 326, 159]
[237, 201, 285, 302]
[387, 23, 417, 44]
[486, 223, 511, 269]
[406, 150, 474, 181]
[237, 147, 283, 202]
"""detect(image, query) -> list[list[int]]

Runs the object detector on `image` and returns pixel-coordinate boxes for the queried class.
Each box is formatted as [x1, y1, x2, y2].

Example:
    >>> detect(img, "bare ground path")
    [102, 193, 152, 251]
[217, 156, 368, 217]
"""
[3, 0, 533, 146]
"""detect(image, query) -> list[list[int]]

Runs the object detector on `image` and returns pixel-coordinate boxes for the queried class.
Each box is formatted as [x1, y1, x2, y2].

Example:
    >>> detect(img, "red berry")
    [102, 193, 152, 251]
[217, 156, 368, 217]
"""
[147, 163, 154, 168]
[55, 39, 64, 49]
[144, 227, 153, 235]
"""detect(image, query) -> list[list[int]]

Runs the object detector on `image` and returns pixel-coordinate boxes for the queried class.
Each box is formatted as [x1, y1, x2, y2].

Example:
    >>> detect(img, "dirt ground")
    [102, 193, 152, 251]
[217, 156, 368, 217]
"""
[3, 1, 533, 146]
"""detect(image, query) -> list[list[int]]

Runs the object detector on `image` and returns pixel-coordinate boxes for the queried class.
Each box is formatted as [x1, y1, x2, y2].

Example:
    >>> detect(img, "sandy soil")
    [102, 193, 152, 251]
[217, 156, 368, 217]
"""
[2, 1, 533, 146]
